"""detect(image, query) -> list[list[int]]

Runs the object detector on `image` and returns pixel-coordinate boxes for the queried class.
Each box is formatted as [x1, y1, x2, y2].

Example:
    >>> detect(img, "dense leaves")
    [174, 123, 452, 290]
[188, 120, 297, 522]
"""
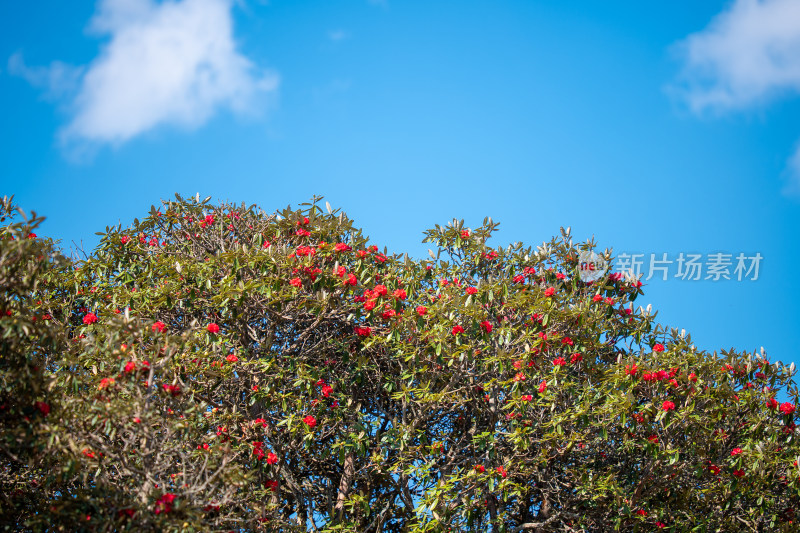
[1, 194, 799, 532]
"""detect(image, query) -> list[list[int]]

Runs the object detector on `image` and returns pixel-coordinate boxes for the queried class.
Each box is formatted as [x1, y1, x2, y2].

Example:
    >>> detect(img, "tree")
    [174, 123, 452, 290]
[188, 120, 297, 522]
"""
[1, 193, 799, 532]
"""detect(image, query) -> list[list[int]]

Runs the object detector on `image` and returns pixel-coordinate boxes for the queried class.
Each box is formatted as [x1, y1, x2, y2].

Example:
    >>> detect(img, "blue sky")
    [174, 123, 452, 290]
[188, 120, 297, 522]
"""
[2, 0, 799, 367]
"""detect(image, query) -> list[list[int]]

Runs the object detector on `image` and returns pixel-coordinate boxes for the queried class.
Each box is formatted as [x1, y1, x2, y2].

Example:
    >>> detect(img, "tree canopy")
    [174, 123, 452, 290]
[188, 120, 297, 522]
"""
[1, 194, 798, 532]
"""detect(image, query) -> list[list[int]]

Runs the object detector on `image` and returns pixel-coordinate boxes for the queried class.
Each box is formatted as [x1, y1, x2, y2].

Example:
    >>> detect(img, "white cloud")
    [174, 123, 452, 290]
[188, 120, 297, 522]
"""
[311, 79, 351, 105]
[8, 53, 84, 101]
[327, 30, 349, 42]
[674, 0, 800, 113]
[673, 0, 800, 195]
[11, 0, 278, 148]
[784, 144, 800, 196]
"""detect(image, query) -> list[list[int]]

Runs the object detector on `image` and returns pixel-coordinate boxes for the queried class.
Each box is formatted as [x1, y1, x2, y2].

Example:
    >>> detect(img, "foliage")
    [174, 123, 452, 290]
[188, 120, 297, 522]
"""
[1, 194, 799, 532]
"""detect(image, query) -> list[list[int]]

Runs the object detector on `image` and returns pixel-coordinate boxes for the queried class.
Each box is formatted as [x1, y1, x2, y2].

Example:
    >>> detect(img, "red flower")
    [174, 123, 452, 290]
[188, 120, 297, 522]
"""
[355, 326, 371, 337]
[265, 480, 279, 492]
[162, 384, 181, 397]
[98, 377, 115, 389]
[303, 415, 317, 428]
[544, 287, 556, 297]
[552, 357, 567, 367]
[538, 380, 547, 393]
[374, 284, 388, 297]
[647, 435, 659, 444]
[662, 400, 676, 411]
[252, 443, 265, 460]
[781, 402, 796, 415]
[82, 313, 98, 325]
[465, 287, 478, 295]
[344, 273, 358, 286]
[514, 372, 526, 382]
[207, 323, 220, 334]
[393, 289, 407, 300]
[451, 325, 464, 336]
[334, 243, 351, 252]
[624, 364, 638, 376]
[461, 230, 470, 239]
[636, 510, 647, 517]
[295, 245, 316, 257]
[124, 361, 136, 373]
[321, 385, 333, 397]
[152, 321, 166, 333]
[653, 343, 665, 352]
[35, 401, 50, 416]
[496, 466, 507, 478]
[767, 397, 779, 410]
[730, 447, 743, 456]
[592, 294, 603, 302]
[154, 493, 176, 515]
[120, 235, 130, 244]
[513, 275, 525, 284]
[266, 452, 278, 464]
[688, 372, 698, 382]
[289, 277, 302, 288]
[480, 320, 493, 333]
[474, 464, 485, 472]
[732, 469, 745, 478]
[521, 394, 532, 401]
[416, 306, 427, 316]
[226, 353, 238, 363]
[570, 353, 583, 364]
